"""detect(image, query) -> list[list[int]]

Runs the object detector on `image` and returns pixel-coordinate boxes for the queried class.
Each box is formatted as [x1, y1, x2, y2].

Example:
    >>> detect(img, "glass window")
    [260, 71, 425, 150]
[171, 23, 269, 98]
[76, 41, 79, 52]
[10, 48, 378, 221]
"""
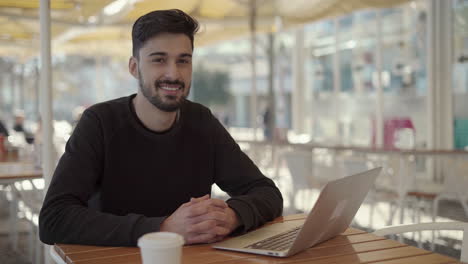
[305, 20, 335, 93]
[305, 20, 337, 143]
[382, 3, 428, 149]
[453, 0, 468, 149]
[335, 11, 378, 146]
[338, 11, 377, 93]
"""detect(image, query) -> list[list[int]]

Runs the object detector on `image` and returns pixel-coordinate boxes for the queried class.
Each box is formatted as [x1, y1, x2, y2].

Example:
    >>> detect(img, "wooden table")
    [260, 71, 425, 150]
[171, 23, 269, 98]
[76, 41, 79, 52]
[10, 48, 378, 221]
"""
[0, 162, 42, 184]
[54, 215, 460, 264]
[0, 149, 19, 163]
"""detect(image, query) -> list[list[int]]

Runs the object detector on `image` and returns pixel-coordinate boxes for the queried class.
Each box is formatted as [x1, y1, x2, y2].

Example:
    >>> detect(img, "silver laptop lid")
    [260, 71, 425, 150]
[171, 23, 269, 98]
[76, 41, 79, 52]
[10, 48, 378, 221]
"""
[287, 167, 381, 256]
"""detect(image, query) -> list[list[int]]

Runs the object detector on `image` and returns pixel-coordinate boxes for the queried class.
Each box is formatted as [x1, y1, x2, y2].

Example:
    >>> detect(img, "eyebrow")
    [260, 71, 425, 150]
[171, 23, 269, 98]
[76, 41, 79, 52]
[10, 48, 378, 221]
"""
[148, 52, 167, 57]
[147, 52, 192, 58]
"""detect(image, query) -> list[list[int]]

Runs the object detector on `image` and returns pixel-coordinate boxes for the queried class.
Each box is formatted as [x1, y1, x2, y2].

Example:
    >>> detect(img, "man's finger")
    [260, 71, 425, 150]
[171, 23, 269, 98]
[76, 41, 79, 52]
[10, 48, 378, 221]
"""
[187, 220, 218, 234]
[185, 233, 217, 244]
[185, 225, 229, 244]
[188, 198, 227, 214]
[189, 210, 227, 226]
[201, 198, 227, 209]
[205, 235, 225, 244]
[181, 194, 209, 208]
[190, 194, 210, 203]
[185, 201, 225, 217]
[213, 226, 230, 236]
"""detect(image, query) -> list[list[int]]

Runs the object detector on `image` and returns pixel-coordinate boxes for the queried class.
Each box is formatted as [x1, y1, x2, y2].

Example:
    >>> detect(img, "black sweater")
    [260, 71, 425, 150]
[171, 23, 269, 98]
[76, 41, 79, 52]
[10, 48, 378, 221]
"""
[39, 95, 283, 246]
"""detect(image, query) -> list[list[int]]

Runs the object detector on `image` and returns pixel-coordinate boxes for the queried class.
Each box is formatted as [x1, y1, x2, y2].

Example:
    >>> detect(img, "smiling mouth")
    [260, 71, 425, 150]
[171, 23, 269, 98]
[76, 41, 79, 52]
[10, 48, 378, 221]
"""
[156, 79, 184, 93]
[160, 86, 182, 91]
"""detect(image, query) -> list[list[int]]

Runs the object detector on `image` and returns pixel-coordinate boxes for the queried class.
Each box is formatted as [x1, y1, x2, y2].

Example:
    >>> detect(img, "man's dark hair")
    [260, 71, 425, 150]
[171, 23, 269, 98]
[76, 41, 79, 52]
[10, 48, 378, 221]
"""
[131, 9, 199, 58]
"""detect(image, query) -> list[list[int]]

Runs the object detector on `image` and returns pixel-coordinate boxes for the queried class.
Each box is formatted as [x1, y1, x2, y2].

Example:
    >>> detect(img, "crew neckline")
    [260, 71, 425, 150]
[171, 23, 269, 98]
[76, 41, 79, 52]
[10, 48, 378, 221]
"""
[127, 94, 184, 139]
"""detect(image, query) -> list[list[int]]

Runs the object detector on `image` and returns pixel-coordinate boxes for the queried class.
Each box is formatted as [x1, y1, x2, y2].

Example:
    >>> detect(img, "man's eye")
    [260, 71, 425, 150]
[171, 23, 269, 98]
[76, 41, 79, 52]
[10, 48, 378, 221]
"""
[178, 59, 190, 64]
[152, 58, 165, 63]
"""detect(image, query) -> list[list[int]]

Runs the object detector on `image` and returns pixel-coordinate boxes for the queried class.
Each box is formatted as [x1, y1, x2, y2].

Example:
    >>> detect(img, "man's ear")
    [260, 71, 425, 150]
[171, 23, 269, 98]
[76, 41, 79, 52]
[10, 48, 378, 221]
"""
[129, 56, 139, 79]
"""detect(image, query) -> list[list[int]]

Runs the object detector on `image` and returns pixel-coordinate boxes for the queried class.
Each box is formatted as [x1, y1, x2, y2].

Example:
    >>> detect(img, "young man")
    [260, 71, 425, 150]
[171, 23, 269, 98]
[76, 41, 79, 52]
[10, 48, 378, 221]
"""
[39, 9, 283, 247]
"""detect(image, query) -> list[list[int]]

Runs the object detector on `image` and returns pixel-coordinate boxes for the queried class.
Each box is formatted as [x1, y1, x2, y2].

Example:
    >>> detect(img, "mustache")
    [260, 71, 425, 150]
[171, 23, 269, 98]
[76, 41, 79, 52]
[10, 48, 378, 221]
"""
[155, 80, 185, 89]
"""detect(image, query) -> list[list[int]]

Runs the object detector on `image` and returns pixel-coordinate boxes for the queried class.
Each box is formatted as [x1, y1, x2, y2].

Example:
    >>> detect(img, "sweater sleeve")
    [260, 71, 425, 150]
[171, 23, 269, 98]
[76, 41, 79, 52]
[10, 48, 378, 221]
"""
[211, 117, 283, 234]
[39, 110, 164, 246]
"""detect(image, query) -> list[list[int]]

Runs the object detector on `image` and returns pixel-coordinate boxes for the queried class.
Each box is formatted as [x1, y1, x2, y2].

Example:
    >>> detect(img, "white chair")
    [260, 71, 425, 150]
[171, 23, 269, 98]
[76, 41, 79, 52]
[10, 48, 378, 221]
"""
[388, 157, 468, 224]
[282, 150, 316, 212]
[281, 150, 343, 213]
[433, 158, 468, 221]
[341, 157, 371, 176]
[50, 245, 66, 264]
[376, 155, 432, 226]
[340, 157, 380, 227]
[373, 221, 468, 263]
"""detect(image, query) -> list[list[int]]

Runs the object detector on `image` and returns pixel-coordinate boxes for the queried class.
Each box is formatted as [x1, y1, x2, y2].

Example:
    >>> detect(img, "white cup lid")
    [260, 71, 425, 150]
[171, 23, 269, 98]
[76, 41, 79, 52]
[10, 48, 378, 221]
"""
[138, 232, 185, 248]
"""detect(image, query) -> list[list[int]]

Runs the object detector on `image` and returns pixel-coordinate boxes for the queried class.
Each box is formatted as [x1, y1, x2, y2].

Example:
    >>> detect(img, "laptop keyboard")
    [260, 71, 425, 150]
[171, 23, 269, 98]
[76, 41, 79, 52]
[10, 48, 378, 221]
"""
[245, 226, 301, 251]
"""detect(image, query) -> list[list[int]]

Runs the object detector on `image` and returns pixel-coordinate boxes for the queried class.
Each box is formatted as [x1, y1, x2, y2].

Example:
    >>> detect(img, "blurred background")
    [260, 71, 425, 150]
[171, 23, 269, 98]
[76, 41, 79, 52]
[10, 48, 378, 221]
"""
[0, 0, 468, 263]
[0, 0, 467, 150]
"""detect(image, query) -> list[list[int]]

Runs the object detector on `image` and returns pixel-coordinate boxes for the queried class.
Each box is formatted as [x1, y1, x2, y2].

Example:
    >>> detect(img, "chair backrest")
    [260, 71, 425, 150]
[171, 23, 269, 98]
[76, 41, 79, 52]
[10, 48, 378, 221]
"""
[282, 150, 314, 189]
[375, 155, 416, 198]
[341, 158, 369, 176]
[443, 159, 468, 196]
[373, 222, 468, 262]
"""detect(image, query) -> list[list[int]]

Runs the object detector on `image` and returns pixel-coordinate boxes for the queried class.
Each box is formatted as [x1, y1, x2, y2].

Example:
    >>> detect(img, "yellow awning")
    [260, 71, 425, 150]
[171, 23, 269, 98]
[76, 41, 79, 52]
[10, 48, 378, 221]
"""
[0, 0, 411, 57]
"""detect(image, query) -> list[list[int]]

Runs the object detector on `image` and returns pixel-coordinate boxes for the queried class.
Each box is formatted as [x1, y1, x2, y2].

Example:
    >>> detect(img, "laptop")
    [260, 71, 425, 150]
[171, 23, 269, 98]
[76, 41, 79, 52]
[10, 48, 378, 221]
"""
[213, 167, 382, 257]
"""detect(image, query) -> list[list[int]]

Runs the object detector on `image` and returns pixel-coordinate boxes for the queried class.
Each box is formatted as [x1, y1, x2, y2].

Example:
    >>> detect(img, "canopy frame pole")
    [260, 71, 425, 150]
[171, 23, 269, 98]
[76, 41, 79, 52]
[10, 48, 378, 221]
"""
[40, 2, 54, 263]
[376, 10, 384, 148]
[39, 0, 54, 194]
[249, 0, 258, 141]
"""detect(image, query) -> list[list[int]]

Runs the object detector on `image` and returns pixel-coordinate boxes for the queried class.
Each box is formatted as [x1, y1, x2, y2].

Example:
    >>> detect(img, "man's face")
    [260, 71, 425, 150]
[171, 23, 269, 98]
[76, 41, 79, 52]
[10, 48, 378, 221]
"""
[130, 33, 193, 112]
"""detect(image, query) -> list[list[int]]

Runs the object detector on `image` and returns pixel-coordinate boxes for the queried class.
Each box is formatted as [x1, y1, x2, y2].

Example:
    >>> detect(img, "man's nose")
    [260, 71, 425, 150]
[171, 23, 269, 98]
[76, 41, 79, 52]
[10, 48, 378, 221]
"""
[164, 61, 181, 79]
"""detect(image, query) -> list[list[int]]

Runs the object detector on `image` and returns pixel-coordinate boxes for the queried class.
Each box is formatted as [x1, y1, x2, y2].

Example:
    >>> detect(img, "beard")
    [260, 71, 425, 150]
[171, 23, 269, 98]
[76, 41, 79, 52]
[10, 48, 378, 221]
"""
[138, 70, 188, 112]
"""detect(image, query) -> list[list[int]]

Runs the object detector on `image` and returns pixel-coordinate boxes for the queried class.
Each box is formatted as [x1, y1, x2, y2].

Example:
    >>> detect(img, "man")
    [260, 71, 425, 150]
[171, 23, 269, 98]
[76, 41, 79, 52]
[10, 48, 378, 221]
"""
[0, 119, 8, 137]
[11, 110, 35, 144]
[39, 9, 283, 247]
[13, 110, 25, 133]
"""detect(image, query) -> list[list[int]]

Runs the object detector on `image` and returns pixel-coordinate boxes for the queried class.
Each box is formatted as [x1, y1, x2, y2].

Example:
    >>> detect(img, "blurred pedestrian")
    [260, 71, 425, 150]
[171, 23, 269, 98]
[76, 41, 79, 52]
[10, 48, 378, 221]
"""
[12, 110, 34, 144]
[263, 106, 273, 141]
[0, 119, 8, 137]
[13, 110, 25, 133]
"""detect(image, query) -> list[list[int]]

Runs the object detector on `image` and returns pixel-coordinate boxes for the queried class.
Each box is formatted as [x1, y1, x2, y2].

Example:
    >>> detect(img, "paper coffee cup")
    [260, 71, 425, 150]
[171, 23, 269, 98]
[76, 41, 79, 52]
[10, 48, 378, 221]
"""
[138, 232, 185, 264]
